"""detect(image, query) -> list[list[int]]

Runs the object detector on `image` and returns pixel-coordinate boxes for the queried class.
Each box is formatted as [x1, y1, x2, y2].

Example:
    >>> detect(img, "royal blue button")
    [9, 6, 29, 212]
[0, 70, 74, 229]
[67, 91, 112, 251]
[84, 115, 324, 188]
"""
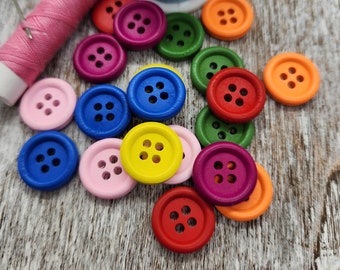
[18, 131, 79, 191]
[74, 84, 131, 139]
[127, 67, 186, 121]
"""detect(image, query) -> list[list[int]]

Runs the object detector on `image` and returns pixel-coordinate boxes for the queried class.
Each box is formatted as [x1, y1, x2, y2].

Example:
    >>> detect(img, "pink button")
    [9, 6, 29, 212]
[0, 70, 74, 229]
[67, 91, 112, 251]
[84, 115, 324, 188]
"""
[79, 138, 138, 199]
[165, 125, 201, 185]
[19, 78, 76, 131]
[114, 1, 167, 50]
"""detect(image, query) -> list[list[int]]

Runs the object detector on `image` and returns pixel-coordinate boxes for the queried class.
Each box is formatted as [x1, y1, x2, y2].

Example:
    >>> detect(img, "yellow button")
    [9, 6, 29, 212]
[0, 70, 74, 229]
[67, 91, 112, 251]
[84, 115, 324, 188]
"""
[133, 63, 184, 81]
[120, 122, 183, 184]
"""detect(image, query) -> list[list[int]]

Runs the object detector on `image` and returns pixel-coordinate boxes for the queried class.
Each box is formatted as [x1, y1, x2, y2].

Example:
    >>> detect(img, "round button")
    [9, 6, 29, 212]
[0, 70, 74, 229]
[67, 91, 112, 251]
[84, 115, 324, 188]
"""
[120, 122, 183, 184]
[17, 131, 79, 191]
[192, 141, 257, 206]
[114, 1, 167, 50]
[164, 125, 201, 185]
[74, 84, 131, 140]
[73, 33, 127, 83]
[195, 106, 254, 148]
[127, 67, 186, 121]
[91, 0, 134, 34]
[190, 46, 244, 95]
[155, 12, 204, 61]
[19, 78, 76, 131]
[79, 138, 137, 199]
[148, 0, 206, 13]
[152, 186, 215, 253]
[263, 52, 320, 106]
[216, 163, 273, 221]
[202, 0, 254, 41]
[207, 67, 266, 123]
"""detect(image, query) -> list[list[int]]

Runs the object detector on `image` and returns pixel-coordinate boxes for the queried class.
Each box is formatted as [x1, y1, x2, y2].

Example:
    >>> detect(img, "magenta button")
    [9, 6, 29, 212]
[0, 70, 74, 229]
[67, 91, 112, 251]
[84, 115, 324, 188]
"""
[192, 142, 257, 206]
[73, 33, 127, 83]
[114, 1, 167, 50]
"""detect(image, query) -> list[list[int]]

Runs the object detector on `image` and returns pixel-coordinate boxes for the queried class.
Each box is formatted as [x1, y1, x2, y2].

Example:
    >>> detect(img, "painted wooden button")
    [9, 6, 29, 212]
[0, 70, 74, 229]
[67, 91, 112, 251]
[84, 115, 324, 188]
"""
[195, 106, 254, 148]
[74, 84, 131, 140]
[263, 52, 320, 106]
[73, 33, 127, 83]
[114, 1, 167, 50]
[19, 78, 76, 131]
[202, 0, 254, 40]
[192, 142, 257, 206]
[79, 138, 137, 199]
[152, 186, 215, 253]
[190, 46, 244, 95]
[216, 163, 273, 221]
[120, 122, 182, 184]
[207, 67, 266, 123]
[155, 12, 204, 61]
[18, 131, 79, 191]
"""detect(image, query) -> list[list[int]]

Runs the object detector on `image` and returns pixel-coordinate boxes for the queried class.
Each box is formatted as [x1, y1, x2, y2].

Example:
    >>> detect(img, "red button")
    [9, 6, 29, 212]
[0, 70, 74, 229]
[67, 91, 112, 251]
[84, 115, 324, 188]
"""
[152, 186, 215, 253]
[207, 67, 266, 123]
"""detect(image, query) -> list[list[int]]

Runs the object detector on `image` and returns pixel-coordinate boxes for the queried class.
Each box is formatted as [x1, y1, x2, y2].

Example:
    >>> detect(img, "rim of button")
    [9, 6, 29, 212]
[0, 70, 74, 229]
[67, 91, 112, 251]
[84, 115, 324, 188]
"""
[192, 141, 257, 206]
[206, 67, 266, 123]
[19, 78, 76, 131]
[263, 52, 320, 106]
[152, 186, 216, 253]
[73, 33, 127, 83]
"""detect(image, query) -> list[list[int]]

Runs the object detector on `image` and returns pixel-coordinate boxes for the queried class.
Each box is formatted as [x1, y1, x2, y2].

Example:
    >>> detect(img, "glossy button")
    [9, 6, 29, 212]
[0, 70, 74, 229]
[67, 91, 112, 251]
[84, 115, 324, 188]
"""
[190, 46, 244, 95]
[114, 1, 167, 50]
[73, 33, 127, 83]
[79, 138, 137, 199]
[19, 78, 76, 131]
[216, 163, 273, 221]
[164, 125, 201, 185]
[155, 12, 204, 61]
[202, 0, 254, 41]
[91, 0, 134, 34]
[263, 52, 320, 106]
[120, 122, 183, 184]
[17, 131, 79, 191]
[148, 0, 206, 13]
[127, 67, 186, 121]
[192, 142, 257, 206]
[207, 67, 266, 123]
[195, 106, 254, 148]
[74, 84, 131, 140]
[152, 186, 215, 253]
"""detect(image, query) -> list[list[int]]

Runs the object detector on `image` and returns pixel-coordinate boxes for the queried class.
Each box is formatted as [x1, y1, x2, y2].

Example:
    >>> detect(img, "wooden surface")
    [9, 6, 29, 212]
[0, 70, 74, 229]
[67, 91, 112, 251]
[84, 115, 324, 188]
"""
[0, 0, 339, 269]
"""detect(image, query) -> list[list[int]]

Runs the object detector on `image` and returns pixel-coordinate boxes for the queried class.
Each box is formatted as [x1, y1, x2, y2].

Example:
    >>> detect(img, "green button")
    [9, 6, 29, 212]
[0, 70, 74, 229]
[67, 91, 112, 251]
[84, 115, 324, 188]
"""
[190, 46, 245, 94]
[195, 106, 254, 148]
[155, 13, 204, 61]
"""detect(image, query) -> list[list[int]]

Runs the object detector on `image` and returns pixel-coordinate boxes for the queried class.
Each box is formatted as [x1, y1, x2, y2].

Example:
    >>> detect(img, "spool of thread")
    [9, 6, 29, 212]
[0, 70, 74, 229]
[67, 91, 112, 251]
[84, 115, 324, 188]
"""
[0, 0, 97, 106]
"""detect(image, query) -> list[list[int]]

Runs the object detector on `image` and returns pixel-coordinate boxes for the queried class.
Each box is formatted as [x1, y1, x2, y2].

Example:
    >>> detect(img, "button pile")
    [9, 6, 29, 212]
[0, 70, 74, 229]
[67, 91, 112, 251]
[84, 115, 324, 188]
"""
[17, 0, 320, 254]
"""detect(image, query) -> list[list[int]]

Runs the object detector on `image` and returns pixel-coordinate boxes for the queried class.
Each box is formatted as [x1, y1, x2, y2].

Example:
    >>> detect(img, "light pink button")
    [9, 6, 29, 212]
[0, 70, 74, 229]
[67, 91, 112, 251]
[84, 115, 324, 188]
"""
[165, 125, 201, 184]
[19, 78, 77, 131]
[79, 138, 137, 199]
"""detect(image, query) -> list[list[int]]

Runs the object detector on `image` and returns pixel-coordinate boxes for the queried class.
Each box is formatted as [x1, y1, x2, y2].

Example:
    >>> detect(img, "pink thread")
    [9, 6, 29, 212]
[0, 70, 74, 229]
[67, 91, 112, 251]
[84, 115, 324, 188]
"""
[0, 0, 97, 86]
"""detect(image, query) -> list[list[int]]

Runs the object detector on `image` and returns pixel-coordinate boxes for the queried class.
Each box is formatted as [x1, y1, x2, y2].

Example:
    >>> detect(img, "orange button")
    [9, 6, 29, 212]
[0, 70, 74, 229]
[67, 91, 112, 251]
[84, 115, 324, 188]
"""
[201, 0, 254, 41]
[215, 163, 273, 221]
[263, 52, 320, 106]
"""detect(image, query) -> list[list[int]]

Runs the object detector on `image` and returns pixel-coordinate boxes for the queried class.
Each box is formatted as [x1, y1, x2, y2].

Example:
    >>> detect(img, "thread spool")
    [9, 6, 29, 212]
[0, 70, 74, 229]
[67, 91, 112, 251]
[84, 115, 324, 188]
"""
[0, 0, 97, 106]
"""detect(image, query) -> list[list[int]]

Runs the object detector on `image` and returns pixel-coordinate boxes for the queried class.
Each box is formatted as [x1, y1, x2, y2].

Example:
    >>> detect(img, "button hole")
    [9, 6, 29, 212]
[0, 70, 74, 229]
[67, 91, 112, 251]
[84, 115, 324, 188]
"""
[133, 13, 141, 21]
[145, 85, 153, 93]
[187, 218, 197, 227]
[106, 102, 114, 110]
[220, 19, 227, 25]
[175, 223, 185, 233]
[102, 171, 111, 180]
[218, 131, 226, 139]
[53, 100, 60, 107]
[156, 82, 164, 89]
[36, 154, 44, 162]
[143, 18, 151, 25]
[115, 1, 122, 7]
[114, 167, 122, 175]
[288, 67, 296, 74]
[181, 206, 191, 215]
[88, 54, 96, 61]
[229, 127, 237, 134]
[106, 6, 113, 13]
[94, 103, 102, 110]
[240, 88, 248, 96]
[36, 102, 43, 109]
[128, 22, 135, 29]
[149, 96, 157, 104]
[210, 62, 218, 70]
[224, 94, 232, 102]
[95, 61, 103, 68]
[52, 158, 60, 167]
[104, 54, 112, 61]
[227, 174, 237, 183]
[280, 73, 288, 80]
[137, 27, 145, 34]
[235, 98, 244, 106]
[206, 72, 214, 79]
[95, 114, 103, 122]
[106, 113, 115, 121]
[165, 35, 173, 42]
[230, 17, 237, 24]
[44, 108, 52, 115]
[155, 143, 164, 151]
[98, 160, 106, 169]
[218, 10, 225, 16]
[288, 81, 296, 89]
[140, 152, 148, 160]
[214, 174, 223, 183]
[296, 75, 304, 82]
[160, 92, 168, 100]
[45, 93, 52, 100]
[228, 9, 235, 14]
[143, 140, 151, 148]
[172, 24, 180, 31]
[41, 165, 49, 173]
[214, 161, 223, 170]
[228, 84, 237, 92]
[227, 161, 236, 170]
[177, 40, 184, 47]
[170, 211, 179, 220]
[183, 30, 191, 37]
[97, 47, 105, 54]
[152, 155, 161, 163]
[212, 121, 220, 129]
[110, 155, 118, 164]
[221, 65, 228, 70]
[47, 148, 55, 156]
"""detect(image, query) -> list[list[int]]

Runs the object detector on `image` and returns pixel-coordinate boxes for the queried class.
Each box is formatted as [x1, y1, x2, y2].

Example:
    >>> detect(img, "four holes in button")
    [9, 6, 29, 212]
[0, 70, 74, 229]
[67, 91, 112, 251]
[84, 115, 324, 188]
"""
[224, 84, 248, 106]
[145, 82, 169, 104]
[36, 93, 60, 116]
[128, 13, 151, 35]
[98, 154, 122, 181]
[213, 160, 237, 184]
[206, 63, 228, 80]
[88, 47, 113, 69]
[279, 66, 305, 89]
[36, 148, 60, 174]
[140, 140, 164, 164]
[218, 9, 237, 25]
[93, 102, 115, 122]
[170, 206, 197, 234]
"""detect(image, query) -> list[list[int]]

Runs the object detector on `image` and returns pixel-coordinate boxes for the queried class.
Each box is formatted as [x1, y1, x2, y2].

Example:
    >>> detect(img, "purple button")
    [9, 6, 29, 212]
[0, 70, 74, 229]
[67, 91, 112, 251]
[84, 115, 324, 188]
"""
[114, 1, 167, 50]
[192, 142, 257, 206]
[73, 33, 127, 83]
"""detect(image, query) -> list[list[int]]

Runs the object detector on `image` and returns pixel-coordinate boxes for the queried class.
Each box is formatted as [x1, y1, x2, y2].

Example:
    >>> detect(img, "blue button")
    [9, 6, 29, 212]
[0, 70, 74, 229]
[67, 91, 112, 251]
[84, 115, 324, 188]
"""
[17, 131, 79, 191]
[127, 67, 186, 121]
[75, 84, 131, 139]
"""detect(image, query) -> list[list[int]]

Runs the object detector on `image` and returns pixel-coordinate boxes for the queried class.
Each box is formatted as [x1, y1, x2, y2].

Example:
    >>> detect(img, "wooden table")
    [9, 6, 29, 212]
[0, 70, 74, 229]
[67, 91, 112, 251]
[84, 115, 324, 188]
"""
[0, 0, 339, 269]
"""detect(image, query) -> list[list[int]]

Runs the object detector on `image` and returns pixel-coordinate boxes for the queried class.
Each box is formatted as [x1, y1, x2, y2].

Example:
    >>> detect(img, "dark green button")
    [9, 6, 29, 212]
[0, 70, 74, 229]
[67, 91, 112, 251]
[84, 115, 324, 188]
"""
[155, 13, 204, 61]
[190, 46, 245, 94]
[195, 106, 254, 148]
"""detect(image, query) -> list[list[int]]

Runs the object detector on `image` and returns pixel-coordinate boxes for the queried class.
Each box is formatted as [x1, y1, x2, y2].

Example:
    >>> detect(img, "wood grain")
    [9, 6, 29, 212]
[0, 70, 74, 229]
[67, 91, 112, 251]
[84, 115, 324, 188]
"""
[0, 0, 339, 269]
